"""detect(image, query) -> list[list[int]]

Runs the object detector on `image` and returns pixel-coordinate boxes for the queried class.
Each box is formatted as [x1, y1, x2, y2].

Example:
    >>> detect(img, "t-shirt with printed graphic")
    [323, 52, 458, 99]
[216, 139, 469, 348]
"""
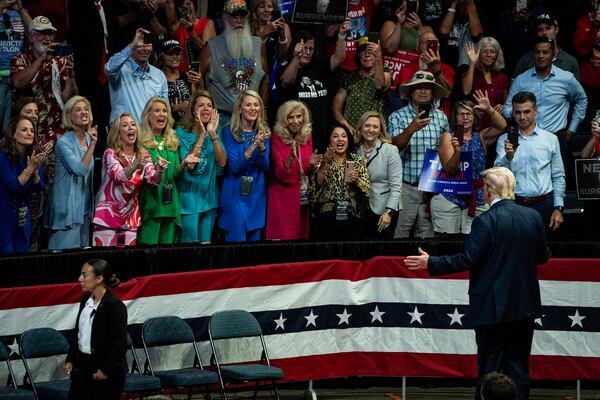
[277, 58, 331, 151]
[334, 0, 377, 71]
[205, 34, 265, 113]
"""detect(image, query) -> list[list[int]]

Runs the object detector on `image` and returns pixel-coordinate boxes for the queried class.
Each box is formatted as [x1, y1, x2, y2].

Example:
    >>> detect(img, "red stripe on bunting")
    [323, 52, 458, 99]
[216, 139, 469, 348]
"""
[1, 257, 599, 310]
[270, 352, 600, 382]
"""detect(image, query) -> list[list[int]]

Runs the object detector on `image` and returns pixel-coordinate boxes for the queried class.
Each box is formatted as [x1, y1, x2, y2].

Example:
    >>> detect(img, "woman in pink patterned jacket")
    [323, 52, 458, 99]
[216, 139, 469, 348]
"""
[92, 113, 169, 246]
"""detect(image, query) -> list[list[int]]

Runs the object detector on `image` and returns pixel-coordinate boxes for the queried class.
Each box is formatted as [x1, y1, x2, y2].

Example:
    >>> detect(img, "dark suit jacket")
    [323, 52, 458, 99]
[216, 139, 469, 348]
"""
[67, 0, 119, 85]
[66, 290, 128, 377]
[428, 200, 550, 327]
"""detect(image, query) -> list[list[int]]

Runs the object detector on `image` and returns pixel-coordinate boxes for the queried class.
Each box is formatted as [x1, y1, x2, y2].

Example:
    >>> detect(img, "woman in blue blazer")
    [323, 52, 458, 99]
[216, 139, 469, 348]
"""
[0, 116, 47, 253]
[47, 96, 97, 250]
[219, 90, 270, 242]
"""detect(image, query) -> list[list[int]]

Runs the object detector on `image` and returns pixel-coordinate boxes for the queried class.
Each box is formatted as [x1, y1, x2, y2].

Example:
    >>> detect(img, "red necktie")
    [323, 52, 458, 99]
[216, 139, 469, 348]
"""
[95, 1, 108, 84]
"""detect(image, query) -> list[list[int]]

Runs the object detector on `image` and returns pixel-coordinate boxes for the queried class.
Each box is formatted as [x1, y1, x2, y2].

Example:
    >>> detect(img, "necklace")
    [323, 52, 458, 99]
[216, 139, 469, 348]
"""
[123, 153, 135, 164]
[362, 145, 375, 159]
[155, 136, 164, 151]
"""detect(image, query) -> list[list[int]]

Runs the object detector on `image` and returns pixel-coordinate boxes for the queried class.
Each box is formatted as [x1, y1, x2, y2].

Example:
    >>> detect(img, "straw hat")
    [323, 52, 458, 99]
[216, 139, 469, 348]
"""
[398, 70, 447, 99]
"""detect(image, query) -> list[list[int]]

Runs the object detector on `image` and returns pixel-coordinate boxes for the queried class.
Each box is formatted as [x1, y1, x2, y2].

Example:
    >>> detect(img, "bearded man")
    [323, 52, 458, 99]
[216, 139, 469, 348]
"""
[199, 0, 267, 122]
[11, 15, 77, 146]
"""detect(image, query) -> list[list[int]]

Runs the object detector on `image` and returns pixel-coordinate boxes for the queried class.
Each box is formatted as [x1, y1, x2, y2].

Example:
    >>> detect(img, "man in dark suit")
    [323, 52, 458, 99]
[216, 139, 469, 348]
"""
[405, 167, 550, 400]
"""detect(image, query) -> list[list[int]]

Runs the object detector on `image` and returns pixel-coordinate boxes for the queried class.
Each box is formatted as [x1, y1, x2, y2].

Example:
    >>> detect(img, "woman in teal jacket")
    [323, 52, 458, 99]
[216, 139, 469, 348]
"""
[176, 90, 227, 243]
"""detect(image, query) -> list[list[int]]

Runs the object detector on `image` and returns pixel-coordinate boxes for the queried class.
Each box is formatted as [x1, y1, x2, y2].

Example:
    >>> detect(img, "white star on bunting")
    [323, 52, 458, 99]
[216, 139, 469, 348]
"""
[304, 309, 318, 327]
[274, 313, 287, 331]
[535, 315, 545, 326]
[336, 308, 352, 325]
[370, 305, 385, 323]
[446, 307, 465, 326]
[7, 337, 19, 356]
[568, 309, 586, 328]
[407, 306, 425, 325]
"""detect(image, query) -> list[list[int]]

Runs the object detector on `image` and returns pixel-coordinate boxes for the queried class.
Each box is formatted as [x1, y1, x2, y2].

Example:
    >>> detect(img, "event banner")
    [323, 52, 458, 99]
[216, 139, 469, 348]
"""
[291, 0, 349, 24]
[1, 257, 600, 384]
[418, 149, 473, 195]
[575, 158, 600, 200]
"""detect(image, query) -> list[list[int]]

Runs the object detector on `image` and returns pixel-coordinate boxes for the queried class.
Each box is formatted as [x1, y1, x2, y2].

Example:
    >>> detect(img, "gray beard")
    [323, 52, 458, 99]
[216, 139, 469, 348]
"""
[223, 22, 253, 59]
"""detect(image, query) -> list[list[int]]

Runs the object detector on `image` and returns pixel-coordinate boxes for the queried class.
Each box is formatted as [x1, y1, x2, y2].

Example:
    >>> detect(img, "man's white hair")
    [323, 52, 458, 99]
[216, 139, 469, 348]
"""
[483, 167, 516, 200]
[223, 18, 253, 59]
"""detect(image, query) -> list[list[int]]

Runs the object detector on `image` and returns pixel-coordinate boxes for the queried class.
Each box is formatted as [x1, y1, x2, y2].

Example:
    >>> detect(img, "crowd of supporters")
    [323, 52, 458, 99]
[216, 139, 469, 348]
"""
[0, 0, 599, 253]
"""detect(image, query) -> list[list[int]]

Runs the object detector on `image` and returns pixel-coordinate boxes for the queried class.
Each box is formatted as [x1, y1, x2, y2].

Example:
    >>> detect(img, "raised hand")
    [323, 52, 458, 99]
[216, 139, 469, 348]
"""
[88, 125, 98, 145]
[206, 109, 219, 136]
[155, 155, 169, 171]
[322, 146, 335, 166]
[27, 150, 46, 170]
[187, 70, 203, 86]
[394, 3, 406, 24]
[450, 135, 461, 153]
[405, 10, 422, 30]
[309, 149, 322, 167]
[40, 141, 54, 157]
[465, 41, 479, 65]
[294, 39, 304, 59]
[339, 17, 351, 36]
[366, 42, 382, 62]
[410, 110, 431, 132]
[473, 89, 492, 112]
[504, 140, 515, 161]
[130, 28, 149, 51]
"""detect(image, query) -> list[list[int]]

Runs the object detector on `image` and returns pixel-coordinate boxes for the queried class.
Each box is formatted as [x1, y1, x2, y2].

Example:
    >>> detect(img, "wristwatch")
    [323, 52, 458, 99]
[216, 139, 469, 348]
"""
[554, 206, 564, 213]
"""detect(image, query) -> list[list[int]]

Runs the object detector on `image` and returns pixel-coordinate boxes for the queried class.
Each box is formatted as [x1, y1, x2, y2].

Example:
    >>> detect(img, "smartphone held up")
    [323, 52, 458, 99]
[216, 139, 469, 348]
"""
[344, 160, 355, 183]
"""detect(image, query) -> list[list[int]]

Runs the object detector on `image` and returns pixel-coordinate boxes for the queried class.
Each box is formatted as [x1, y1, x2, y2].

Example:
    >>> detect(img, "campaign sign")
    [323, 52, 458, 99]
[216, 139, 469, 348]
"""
[575, 158, 600, 200]
[418, 149, 473, 195]
[280, 0, 294, 16]
[291, 0, 349, 24]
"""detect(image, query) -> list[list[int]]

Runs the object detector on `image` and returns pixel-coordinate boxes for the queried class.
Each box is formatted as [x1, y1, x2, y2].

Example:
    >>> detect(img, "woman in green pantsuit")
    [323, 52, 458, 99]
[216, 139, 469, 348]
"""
[137, 97, 200, 244]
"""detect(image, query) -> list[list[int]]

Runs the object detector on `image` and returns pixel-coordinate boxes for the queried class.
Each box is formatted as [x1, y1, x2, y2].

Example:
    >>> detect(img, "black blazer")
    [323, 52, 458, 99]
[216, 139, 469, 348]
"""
[428, 200, 550, 327]
[66, 290, 128, 377]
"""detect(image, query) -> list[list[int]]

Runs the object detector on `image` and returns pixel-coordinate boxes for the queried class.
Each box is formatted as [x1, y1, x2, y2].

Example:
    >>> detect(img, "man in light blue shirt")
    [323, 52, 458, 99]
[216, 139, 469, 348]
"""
[503, 38, 587, 137]
[496, 91, 565, 232]
[105, 28, 168, 124]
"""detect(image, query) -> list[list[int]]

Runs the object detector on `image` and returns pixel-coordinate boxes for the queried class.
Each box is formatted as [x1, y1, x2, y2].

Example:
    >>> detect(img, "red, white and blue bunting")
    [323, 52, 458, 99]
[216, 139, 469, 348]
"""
[1, 257, 599, 382]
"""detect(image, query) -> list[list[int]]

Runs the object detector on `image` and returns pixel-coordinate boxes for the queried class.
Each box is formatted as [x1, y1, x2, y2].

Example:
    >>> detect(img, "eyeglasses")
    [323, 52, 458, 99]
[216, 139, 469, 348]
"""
[457, 112, 473, 118]
[414, 72, 434, 81]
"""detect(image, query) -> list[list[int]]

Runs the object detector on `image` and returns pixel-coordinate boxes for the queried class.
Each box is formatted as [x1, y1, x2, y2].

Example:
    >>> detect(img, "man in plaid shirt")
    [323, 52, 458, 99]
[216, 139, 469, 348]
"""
[388, 70, 449, 239]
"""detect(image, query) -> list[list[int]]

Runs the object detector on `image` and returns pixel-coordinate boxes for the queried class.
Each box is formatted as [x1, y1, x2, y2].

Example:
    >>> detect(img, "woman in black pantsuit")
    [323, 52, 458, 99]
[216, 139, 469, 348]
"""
[64, 259, 128, 399]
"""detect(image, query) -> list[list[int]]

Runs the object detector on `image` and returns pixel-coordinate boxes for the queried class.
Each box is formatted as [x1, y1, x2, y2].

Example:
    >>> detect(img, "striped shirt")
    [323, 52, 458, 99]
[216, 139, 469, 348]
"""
[388, 104, 449, 185]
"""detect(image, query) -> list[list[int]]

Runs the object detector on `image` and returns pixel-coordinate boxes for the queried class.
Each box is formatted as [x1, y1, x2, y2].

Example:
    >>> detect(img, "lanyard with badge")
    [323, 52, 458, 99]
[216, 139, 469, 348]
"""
[297, 143, 309, 206]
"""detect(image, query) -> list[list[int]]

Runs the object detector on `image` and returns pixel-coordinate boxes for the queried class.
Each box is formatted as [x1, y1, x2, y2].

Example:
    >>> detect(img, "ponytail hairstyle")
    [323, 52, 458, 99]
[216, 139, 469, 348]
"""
[86, 259, 120, 288]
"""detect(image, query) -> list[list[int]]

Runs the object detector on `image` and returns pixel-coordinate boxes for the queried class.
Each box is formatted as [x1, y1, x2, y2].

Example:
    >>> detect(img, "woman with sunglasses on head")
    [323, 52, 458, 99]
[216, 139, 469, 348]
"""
[430, 90, 506, 236]
[310, 124, 370, 241]
[176, 90, 227, 243]
[92, 113, 168, 247]
[64, 259, 127, 400]
[220, 90, 270, 242]
[0, 116, 46, 253]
